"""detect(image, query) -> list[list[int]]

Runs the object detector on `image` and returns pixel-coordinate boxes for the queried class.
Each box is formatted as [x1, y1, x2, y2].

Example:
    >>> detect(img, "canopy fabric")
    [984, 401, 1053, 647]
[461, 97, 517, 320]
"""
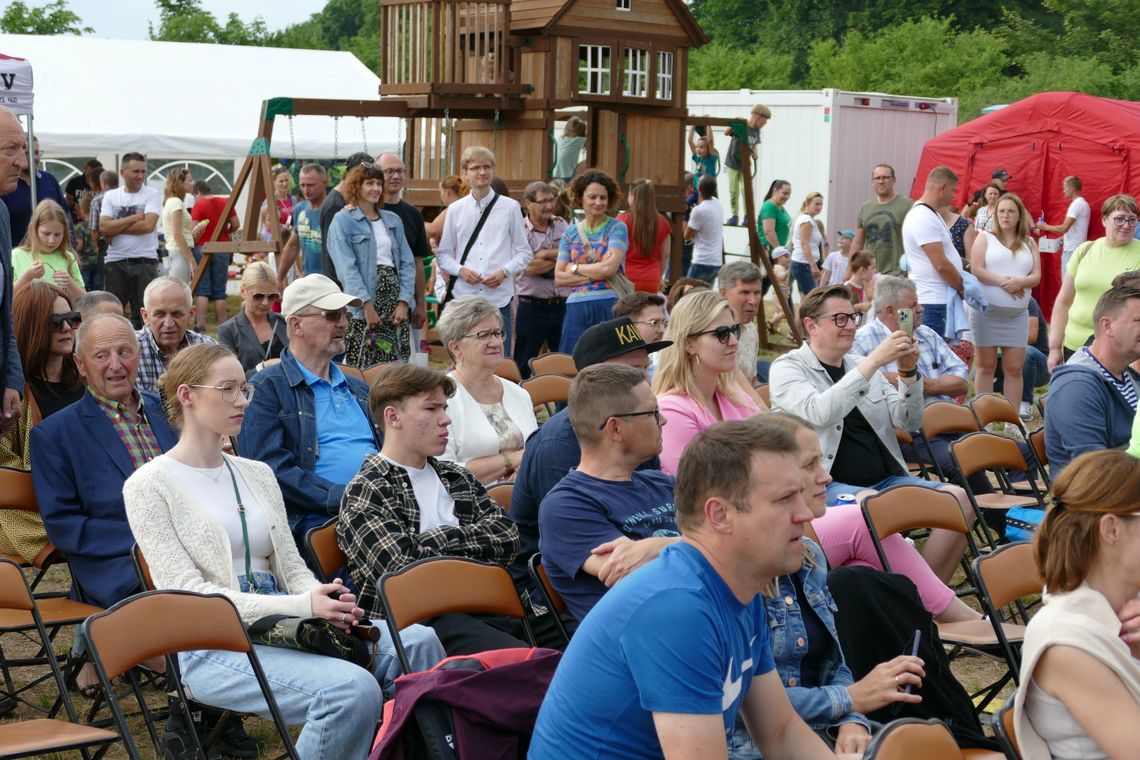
[0, 53, 33, 116]
[0, 34, 399, 159]
[912, 91, 1140, 313]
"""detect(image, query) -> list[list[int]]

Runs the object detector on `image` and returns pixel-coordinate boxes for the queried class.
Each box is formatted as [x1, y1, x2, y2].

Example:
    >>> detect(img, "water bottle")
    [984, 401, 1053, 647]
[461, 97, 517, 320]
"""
[1037, 211, 1045, 234]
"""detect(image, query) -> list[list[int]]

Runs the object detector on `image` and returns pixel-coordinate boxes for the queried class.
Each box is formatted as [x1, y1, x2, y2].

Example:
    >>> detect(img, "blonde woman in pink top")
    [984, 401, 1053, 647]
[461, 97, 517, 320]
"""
[652, 290, 766, 473]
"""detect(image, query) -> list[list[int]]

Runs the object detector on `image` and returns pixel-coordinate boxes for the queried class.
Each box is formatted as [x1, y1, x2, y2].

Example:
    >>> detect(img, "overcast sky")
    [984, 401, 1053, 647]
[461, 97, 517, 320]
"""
[71, 1, 319, 40]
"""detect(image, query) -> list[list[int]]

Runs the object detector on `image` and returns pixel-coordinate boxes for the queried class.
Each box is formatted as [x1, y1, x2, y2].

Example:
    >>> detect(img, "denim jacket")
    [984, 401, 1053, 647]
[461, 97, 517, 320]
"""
[238, 349, 381, 533]
[326, 206, 416, 320]
[765, 539, 870, 733]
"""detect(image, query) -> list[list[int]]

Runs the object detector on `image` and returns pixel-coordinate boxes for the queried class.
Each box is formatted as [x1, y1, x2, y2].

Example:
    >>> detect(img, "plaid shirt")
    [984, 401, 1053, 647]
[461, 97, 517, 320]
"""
[338, 454, 520, 618]
[135, 326, 217, 394]
[89, 389, 163, 470]
[852, 320, 967, 404]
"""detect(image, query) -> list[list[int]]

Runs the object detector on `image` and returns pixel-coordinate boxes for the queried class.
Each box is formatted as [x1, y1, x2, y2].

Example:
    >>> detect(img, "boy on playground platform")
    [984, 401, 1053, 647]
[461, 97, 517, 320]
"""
[724, 104, 770, 227]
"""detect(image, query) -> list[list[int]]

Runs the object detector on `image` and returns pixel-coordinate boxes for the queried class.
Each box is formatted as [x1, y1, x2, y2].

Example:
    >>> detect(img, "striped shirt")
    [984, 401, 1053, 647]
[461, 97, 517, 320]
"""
[852, 320, 967, 404]
[89, 390, 163, 470]
[1082, 347, 1139, 410]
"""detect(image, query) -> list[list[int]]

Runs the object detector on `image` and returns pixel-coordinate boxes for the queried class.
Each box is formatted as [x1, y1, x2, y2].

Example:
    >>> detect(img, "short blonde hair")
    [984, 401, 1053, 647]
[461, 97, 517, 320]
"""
[651, 290, 742, 403]
[460, 145, 495, 171]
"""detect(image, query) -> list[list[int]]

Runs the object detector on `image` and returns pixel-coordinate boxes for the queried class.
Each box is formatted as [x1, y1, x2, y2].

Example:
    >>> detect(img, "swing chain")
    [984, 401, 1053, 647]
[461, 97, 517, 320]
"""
[360, 116, 368, 155]
[493, 109, 501, 152]
[287, 115, 298, 166]
[333, 116, 340, 161]
[443, 109, 452, 176]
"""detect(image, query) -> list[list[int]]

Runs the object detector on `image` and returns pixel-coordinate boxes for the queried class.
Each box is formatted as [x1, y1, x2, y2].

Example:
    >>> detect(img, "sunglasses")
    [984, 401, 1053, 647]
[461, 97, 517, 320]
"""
[51, 311, 82, 331]
[250, 292, 281, 303]
[598, 408, 662, 430]
[297, 308, 346, 322]
[689, 323, 742, 344]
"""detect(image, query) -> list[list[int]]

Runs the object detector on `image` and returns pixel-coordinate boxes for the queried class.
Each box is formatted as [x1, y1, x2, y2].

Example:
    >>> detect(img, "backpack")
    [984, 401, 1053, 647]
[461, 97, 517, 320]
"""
[1006, 506, 1046, 543]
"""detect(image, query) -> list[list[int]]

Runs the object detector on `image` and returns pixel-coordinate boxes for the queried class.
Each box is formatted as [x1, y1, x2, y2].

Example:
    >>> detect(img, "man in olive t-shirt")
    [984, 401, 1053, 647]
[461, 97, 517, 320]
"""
[852, 163, 913, 276]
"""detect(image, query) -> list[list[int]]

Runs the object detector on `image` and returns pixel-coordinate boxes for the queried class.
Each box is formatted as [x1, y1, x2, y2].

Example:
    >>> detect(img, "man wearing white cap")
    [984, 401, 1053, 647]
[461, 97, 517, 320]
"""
[239, 274, 383, 543]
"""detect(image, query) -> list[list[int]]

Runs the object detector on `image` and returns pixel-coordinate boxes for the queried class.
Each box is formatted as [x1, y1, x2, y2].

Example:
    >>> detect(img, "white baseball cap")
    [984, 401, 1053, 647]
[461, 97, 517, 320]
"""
[281, 274, 362, 318]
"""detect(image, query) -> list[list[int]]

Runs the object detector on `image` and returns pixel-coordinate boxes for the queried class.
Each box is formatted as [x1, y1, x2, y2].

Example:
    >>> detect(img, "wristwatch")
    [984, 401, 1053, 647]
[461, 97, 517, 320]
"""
[571, 263, 580, 275]
[899, 368, 919, 379]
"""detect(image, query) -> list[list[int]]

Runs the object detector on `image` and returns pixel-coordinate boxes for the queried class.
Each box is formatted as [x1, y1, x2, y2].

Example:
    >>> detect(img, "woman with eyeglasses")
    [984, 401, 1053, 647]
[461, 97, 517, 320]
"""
[327, 163, 417, 368]
[1048, 194, 1140, 370]
[1014, 449, 1140, 759]
[652, 290, 762, 474]
[124, 343, 444, 760]
[218, 262, 289, 376]
[436, 297, 538, 484]
[0, 283, 84, 562]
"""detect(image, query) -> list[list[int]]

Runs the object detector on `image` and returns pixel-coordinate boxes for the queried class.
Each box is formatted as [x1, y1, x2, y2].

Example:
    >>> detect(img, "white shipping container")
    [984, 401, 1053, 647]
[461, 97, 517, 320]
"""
[687, 89, 957, 256]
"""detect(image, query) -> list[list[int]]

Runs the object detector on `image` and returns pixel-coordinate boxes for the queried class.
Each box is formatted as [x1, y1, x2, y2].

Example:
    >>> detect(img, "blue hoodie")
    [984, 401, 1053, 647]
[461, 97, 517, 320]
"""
[1045, 347, 1140, 477]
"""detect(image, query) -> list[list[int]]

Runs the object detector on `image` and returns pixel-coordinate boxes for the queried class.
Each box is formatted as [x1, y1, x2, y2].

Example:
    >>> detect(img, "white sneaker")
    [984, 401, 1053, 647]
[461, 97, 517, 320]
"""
[1019, 401, 1033, 421]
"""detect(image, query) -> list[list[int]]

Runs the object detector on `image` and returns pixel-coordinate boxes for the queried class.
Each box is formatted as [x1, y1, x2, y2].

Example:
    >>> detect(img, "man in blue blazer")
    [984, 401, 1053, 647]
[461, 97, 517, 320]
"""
[30, 313, 178, 608]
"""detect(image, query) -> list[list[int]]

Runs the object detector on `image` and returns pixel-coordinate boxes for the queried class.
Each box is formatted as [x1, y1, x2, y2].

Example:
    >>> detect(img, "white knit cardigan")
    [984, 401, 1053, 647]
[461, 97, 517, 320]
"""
[123, 454, 319, 624]
[440, 373, 538, 467]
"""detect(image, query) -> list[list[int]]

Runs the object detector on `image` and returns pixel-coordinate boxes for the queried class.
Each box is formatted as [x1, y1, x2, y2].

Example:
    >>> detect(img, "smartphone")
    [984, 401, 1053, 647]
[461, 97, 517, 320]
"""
[897, 307, 914, 338]
[903, 629, 921, 694]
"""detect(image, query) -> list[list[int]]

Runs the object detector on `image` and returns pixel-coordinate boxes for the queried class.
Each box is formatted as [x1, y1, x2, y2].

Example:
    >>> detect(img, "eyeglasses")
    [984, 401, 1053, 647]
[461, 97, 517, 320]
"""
[1110, 215, 1139, 228]
[689, 323, 742, 344]
[817, 312, 863, 328]
[529, 197, 556, 206]
[598, 408, 662, 430]
[297, 308, 346, 322]
[461, 329, 506, 342]
[872, 175, 894, 182]
[189, 382, 256, 403]
[634, 318, 669, 330]
[250, 292, 280, 303]
[466, 164, 494, 174]
[381, 168, 405, 177]
[51, 311, 82, 331]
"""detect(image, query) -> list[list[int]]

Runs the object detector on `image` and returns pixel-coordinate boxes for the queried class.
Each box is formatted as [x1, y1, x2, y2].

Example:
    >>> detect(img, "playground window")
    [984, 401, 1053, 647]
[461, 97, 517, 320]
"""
[656, 51, 674, 100]
[616, 0, 631, 9]
[579, 45, 612, 95]
[624, 48, 649, 97]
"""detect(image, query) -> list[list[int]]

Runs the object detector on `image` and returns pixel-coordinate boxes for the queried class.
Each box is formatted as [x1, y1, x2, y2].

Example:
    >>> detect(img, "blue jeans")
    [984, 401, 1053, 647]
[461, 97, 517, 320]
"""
[687, 263, 722, 284]
[499, 302, 514, 357]
[790, 260, 818, 300]
[919, 303, 947, 338]
[80, 262, 102, 291]
[514, 297, 566, 378]
[192, 246, 230, 300]
[826, 474, 942, 506]
[559, 296, 617, 354]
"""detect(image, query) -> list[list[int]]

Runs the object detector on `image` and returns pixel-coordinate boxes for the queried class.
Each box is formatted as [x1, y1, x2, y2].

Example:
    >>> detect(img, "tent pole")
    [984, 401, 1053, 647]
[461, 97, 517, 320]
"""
[25, 114, 37, 210]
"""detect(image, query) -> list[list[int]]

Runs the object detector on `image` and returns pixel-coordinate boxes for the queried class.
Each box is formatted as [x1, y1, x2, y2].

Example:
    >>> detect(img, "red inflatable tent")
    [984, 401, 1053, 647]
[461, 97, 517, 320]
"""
[911, 91, 1140, 315]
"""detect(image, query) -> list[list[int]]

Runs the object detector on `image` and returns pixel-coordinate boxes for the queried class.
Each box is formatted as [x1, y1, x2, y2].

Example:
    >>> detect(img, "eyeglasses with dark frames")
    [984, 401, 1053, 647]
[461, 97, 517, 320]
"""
[189, 382, 256, 403]
[689, 323, 742, 344]
[817, 312, 863, 328]
[598, 408, 662, 430]
[461, 329, 506, 342]
[51, 311, 82, 331]
[1110, 215, 1139, 228]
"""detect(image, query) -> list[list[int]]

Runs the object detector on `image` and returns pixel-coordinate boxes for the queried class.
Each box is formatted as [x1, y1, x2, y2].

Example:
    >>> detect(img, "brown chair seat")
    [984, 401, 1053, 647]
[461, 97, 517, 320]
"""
[0, 719, 118, 756]
[0, 597, 102, 628]
[962, 749, 1006, 760]
[974, 493, 1042, 510]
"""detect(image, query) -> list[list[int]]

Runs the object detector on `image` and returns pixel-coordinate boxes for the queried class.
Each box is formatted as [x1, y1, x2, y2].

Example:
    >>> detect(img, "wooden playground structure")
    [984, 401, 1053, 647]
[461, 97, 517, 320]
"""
[192, 0, 800, 347]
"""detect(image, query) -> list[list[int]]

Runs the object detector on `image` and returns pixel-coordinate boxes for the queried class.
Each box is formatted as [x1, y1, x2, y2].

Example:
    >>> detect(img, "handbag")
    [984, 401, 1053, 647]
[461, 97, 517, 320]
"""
[442, 194, 500, 309]
[221, 458, 379, 670]
[605, 271, 635, 297]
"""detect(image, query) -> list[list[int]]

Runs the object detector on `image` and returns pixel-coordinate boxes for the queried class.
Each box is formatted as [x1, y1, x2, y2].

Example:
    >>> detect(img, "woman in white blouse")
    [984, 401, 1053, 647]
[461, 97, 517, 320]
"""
[123, 344, 444, 760]
[436, 296, 539, 483]
[789, 192, 825, 300]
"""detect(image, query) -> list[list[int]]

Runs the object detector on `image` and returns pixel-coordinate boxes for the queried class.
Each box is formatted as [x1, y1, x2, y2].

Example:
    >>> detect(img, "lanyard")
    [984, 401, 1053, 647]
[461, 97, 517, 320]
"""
[223, 457, 260, 594]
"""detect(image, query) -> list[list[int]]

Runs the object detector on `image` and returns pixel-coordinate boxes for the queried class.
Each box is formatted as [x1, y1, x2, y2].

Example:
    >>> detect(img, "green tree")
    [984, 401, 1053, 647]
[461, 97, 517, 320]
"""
[149, 0, 269, 46]
[268, 0, 381, 73]
[0, 0, 91, 35]
[688, 42, 793, 90]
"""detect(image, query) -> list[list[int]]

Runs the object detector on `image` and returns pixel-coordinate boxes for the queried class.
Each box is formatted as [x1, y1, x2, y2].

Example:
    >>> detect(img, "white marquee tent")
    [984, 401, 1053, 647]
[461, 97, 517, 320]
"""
[0, 34, 400, 161]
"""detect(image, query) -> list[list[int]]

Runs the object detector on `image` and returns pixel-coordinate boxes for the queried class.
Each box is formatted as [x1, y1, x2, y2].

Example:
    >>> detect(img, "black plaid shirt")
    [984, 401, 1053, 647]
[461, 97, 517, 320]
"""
[338, 454, 520, 618]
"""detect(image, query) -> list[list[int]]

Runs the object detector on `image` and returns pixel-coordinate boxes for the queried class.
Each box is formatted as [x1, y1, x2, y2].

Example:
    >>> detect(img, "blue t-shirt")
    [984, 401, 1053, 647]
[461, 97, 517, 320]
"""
[691, 153, 719, 187]
[529, 542, 774, 759]
[557, 217, 629, 303]
[292, 200, 324, 275]
[510, 408, 662, 585]
[296, 361, 377, 486]
[539, 468, 679, 621]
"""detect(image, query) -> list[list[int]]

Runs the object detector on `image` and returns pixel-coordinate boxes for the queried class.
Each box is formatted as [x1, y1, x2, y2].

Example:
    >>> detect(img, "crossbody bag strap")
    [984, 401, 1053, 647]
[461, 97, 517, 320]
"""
[443, 193, 500, 305]
[222, 456, 261, 594]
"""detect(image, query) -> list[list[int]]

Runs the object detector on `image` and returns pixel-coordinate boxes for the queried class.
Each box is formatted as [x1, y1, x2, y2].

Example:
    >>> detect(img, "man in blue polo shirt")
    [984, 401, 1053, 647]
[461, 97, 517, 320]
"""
[240, 274, 382, 543]
[530, 420, 835, 759]
[508, 317, 670, 584]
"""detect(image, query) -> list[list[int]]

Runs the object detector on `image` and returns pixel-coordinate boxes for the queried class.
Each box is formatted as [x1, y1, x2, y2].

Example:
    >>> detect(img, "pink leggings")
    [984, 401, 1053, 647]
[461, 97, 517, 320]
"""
[811, 504, 956, 616]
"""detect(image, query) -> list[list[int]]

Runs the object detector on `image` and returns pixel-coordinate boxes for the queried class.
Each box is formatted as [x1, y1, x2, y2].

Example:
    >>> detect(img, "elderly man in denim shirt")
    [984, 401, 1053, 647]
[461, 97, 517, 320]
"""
[239, 274, 382, 544]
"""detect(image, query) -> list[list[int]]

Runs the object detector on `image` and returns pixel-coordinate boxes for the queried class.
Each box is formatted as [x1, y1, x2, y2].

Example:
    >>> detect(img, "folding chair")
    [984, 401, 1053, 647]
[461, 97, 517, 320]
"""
[0, 466, 66, 595]
[896, 429, 934, 480]
[362, 362, 391, 387]
[494, 358, 522, 384]
[972, 542, 1040, 686]
[527, 553, 570, 646]
[993, 693, 1023, 760]
[131, 544, 155, 591]
[303, 518, 347, 584]
[335, 362, 367, 383]
[949, 432, 1047, 548]
[379, 557, 536, 673]
[521, 373, 572, 415]
[863, 718, 962, 760]
[917, 401, 980, 482]
[83, 590, 300, 760]
[969, 393, 1050, 487]
[0, 559, 119, 759]
[528, 352, 577, 378]
[1028, 428, 1049, 488]
[486, 482, 513, 513]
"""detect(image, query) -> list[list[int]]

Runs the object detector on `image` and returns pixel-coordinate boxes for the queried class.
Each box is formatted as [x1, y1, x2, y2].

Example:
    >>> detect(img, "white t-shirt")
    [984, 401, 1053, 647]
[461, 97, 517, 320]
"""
[902, 202, 963, 305]
[158, 455, 273, 579]
[101, 185, 163, 262]
[371, 218, 394, 267]
[382, 456, 458, 534]
[821, 251, 848, 285]
[1063, 196, 1091, 253]
[687, 196, 724, 266]
[790, 213, 823, 264]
